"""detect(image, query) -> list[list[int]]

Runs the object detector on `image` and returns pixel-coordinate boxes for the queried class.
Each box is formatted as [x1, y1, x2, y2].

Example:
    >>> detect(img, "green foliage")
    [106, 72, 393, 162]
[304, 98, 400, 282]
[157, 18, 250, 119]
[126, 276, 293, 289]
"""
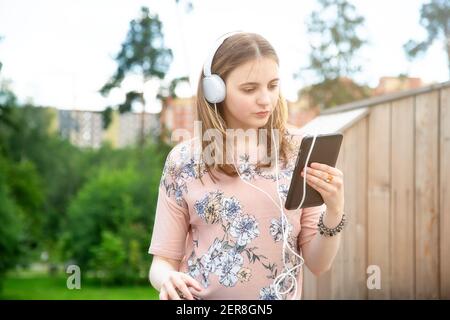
[300, 78, 371, 110]
[167, 76, 190, 100]
[0, 33, 172, 288]
[0, 83, 171, 286]
[3, 159, 45, 258]
[62, 166, 140, 266]
[404, 0, 450, 77]
[304, 0, 366, 81]
[0, 92, 48, 273]
[0, 81, 19, 150]
[101, 106, 113, 129]
[100, 6, 173, 141]
[118, 91, 144, 114]
[299, 0, 369, 109]
[0, 156, 23, 289]
[89, 231, 128, 285]
[60, 142, 170, 285]
[0, 102, 91, 250]
[100, 7, 173, 95]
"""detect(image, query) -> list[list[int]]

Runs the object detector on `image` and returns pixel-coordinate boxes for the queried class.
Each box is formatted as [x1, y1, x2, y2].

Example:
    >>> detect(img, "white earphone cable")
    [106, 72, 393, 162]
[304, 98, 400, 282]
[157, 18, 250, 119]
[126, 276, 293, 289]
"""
[229, 113, 318, 300]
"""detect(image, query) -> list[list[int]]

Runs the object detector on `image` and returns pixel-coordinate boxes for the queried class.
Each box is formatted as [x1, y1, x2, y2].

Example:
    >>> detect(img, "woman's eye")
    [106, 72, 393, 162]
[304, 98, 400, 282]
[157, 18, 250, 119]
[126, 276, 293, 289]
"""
[242, 84, 278, 93]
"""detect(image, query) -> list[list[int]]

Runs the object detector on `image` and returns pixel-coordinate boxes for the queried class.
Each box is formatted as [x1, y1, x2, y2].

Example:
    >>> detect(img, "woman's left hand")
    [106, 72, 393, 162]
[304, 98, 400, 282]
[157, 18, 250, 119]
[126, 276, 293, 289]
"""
[300, 162, 344, 215]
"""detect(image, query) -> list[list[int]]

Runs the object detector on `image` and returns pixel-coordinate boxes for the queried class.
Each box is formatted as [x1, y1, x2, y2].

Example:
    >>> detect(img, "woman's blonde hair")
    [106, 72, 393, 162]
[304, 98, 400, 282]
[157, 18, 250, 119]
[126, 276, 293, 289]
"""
[196, 32, 292, 183]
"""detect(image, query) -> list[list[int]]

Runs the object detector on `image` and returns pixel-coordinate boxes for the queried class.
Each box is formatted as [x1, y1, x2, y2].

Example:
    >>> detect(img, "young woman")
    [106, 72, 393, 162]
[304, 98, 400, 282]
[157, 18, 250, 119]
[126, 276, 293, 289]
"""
[148, 32, 345, 300]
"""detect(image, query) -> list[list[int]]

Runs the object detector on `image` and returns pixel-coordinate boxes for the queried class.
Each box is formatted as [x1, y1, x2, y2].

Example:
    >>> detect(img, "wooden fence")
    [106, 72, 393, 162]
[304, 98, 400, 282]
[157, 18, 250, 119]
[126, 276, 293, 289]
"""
[302, 81, 450, 299]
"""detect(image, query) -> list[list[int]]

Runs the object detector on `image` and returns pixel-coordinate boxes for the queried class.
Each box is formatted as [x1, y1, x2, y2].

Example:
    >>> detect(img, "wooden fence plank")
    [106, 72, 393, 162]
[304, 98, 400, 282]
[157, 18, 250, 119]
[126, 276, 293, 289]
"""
[342, 118, 368, 299]
[331, 146, 346, 299]
[368, 103, 392, 299]
[415, 91, 439, 299]
[391, 97, 415, 299]
[440, 87, 450, 298]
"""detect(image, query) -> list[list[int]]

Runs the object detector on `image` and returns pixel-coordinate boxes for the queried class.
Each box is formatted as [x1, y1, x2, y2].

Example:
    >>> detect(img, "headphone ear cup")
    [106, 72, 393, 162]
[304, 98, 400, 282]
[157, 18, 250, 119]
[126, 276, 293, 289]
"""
[202, 74, 226, 103]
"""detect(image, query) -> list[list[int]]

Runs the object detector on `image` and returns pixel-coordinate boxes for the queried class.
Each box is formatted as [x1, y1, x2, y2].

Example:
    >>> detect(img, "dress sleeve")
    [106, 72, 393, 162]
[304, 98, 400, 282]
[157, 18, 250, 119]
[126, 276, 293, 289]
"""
[148, 148, 190, 261]
[298, 203, 327, 247]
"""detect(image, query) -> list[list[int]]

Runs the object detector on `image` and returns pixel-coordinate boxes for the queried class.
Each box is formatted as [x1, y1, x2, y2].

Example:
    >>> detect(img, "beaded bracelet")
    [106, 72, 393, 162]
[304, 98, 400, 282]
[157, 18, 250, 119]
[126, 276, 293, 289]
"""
[318, 211, 346, 237]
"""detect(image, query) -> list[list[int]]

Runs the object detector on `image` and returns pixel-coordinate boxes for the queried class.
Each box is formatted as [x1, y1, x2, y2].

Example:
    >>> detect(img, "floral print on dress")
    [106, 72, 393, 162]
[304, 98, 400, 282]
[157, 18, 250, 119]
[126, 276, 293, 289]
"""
[237, 154, 259, 181]
[172, 132, 305, 299]
[269, 218, 293, 242]
[235, 153, 295, 182]
[277, 184, 289, 201]
[160, 141, 207, 208]
[229, 214, 260, 246]
[216, 248, 244, 287]
[188, 191, 270, 290]
[188, 190, 302, 299]
[161, 130, 301, 208]
[194, 191, 223, 224]
[187, 250, 210, 288]
[237, 267, 252, 282]
[265, 217, 302, 299]
[259, 284, 279, 300]
[220, 196, 242, 222]
[260, 276, 298, 300]
[188, 237, 260, 289]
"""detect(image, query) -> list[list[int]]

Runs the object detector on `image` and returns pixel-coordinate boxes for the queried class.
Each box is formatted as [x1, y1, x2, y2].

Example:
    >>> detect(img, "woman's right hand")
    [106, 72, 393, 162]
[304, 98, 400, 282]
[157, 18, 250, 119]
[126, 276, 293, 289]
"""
[159, 271, 203, 300]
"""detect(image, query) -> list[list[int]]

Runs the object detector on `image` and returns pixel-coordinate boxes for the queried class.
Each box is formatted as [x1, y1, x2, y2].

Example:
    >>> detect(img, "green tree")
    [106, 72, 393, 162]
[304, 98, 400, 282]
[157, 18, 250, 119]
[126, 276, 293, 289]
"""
[100, 7, 173, 144]
[59, 138, 171, 285]
[89, 231, 127, 285]
[61, 164, 151, 284]
[0, 103, 88, 249]
[0, 80, 19, 152]
[4, 160, 44, 257]
[0, 81, 48, 268]
[299, 0, 369, 109]
[1, 67, 171, 282]
[0, 155, 23, 290]
[62, 167, 138, 267]
[0, 81, 99, 269]
[404, 0, 450, 77]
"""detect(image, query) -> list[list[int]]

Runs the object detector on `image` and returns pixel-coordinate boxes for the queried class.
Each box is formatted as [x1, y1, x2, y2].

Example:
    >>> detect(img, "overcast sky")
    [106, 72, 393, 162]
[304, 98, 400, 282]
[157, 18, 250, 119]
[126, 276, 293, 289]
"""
[0, 0, 447, 112]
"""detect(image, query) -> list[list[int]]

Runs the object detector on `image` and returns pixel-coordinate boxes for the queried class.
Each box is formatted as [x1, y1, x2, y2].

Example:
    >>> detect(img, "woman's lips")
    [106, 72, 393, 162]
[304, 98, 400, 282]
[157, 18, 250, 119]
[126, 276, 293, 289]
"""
[254, 111, 270, 118]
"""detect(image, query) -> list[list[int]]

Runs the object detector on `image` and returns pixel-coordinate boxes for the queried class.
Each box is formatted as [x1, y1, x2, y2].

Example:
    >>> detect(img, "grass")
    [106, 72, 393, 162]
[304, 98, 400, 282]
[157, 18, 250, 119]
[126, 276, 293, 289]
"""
[0, 273, 160, 300]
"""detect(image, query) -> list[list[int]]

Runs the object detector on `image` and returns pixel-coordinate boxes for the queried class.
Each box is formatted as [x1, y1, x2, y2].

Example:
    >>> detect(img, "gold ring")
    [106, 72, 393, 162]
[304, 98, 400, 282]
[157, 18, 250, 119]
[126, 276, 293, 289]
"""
[325, 174, 333, 183]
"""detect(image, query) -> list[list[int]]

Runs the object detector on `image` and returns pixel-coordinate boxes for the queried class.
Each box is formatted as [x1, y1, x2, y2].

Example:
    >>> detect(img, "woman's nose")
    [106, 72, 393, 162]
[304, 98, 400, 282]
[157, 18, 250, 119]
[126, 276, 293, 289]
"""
[257, 89, 271, 105]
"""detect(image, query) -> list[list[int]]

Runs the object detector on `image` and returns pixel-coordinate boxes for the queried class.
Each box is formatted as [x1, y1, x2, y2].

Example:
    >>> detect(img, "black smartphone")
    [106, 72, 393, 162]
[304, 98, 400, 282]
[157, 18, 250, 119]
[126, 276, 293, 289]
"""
[285, 133, 343, 210]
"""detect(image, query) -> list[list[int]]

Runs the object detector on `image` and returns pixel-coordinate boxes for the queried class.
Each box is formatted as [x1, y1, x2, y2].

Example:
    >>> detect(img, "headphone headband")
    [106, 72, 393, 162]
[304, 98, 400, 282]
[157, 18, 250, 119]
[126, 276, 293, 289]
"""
[202, 31, 243, 77]
[202, 31, 244, 104]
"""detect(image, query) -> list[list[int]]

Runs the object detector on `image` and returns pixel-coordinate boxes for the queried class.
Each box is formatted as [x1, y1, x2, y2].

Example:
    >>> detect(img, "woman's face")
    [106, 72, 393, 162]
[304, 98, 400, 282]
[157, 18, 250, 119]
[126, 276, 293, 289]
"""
[223, 57, 280, 130]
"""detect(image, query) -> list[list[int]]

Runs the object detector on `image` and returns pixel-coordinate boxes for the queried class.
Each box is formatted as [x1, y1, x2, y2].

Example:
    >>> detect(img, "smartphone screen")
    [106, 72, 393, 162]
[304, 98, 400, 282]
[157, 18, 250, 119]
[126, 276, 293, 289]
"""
[285, 133, 343, 210]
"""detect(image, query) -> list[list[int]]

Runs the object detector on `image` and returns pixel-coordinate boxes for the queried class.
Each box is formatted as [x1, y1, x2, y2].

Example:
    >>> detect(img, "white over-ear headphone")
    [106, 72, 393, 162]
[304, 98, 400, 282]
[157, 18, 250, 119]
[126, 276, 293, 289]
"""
[202, 31, 243, 103]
